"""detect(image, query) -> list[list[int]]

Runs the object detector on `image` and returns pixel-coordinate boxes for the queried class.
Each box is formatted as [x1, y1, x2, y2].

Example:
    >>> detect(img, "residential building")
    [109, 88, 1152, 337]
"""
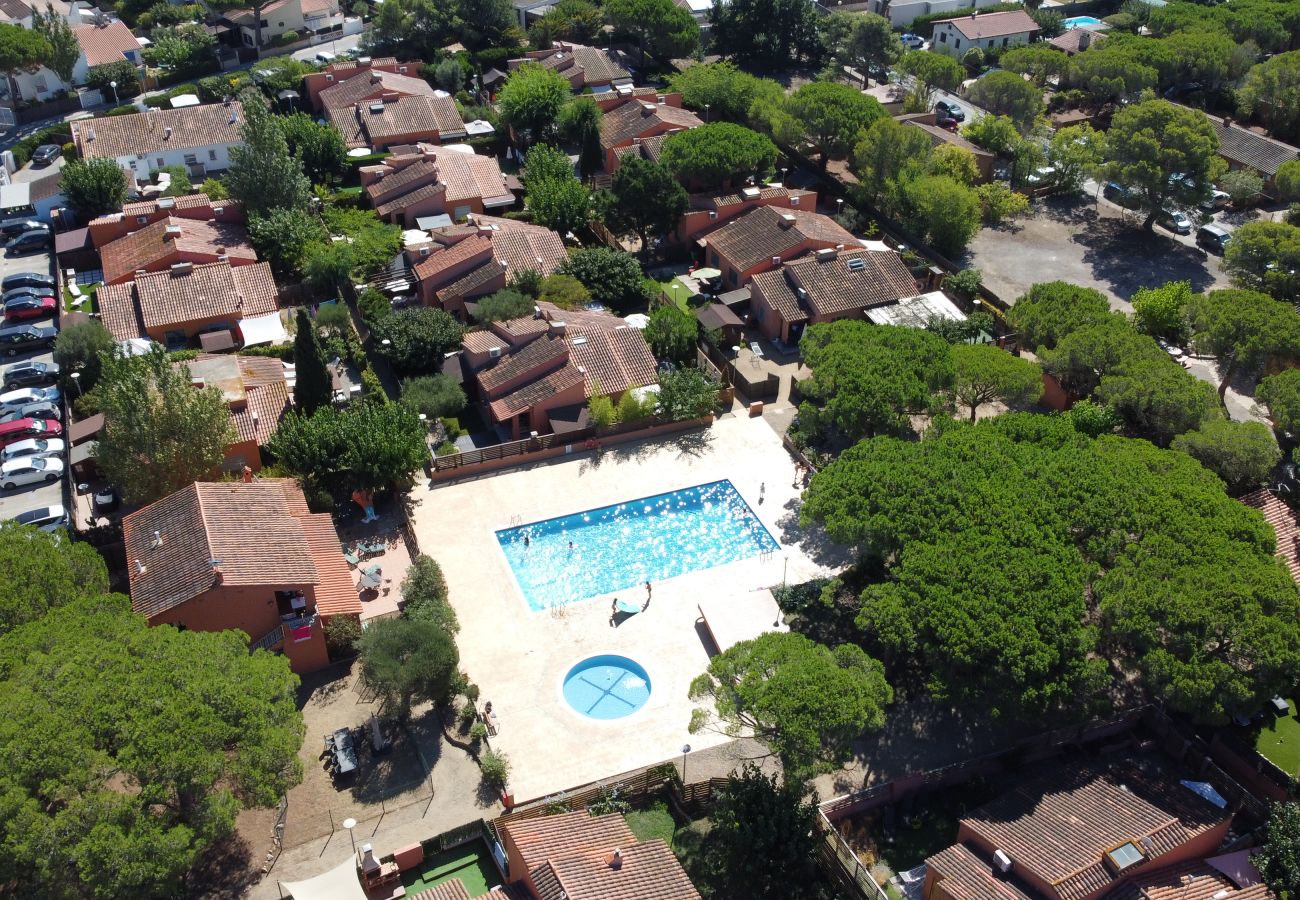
[1240, 488, 1300, 583]
[509, 0, 552, 28]
[508, 42, 633, 92]
[97, 260, 279, 347]
[183, 353, 293, 471]
[224, 0, 343, 48]
[1203, 112, 1300, 199]
[70, 102, 245, 180]
[677, 184, 818, 243]
[697, 204, 859, 289]
[1048, 27, 1106, 55]
[460, 305, 657, 439]
[0, 168, 64, 223]
[11, 17, 142, 101]
[88, 193, 244, 248]
[923, 757, 1235, 900]
[931, 10, 1040, 58]
[842, 0, 1011, 27]
[306, 59, 465, 149]
[122, 479, 361, 674]
[498, 809, 700, 899]
[749, 246, 922, 343]
[897, 113, 996, 181]
[600, 92, 702, 172]
[414, 214, 566, 317]
[363, 145, 514, 227]
[0, 0, 72, 28]
[97, 215, 257, 285]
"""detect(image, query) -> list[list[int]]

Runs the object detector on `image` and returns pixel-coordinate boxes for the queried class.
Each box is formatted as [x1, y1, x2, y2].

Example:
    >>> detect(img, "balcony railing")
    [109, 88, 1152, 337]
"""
[249, 612, 318, 654]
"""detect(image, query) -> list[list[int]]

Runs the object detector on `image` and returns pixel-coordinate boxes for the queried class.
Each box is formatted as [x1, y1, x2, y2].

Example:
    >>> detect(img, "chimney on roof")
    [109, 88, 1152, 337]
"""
[135, 559, 146, 575]
[779, 213, 796, 228]
[212, 561, 223, 584]
[163, 126, 172, 140]
[242, 465, 253, 483]
[641, 102, 657, 117]
[608, 849, 622, 870]
[816, 247, 837, 261]
[163, 224, 182, 241]
[993, 850, 1012, 876]
[170, 261, 193, 276]
[1222, 115, 1233, 128]
[371, 72, 382, 84]
[152, 530, 163, 547]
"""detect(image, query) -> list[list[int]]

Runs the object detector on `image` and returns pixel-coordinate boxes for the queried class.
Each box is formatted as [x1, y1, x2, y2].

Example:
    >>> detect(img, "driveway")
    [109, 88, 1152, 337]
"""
[292, 31, 363, 63]
[0, 238, 65, 523]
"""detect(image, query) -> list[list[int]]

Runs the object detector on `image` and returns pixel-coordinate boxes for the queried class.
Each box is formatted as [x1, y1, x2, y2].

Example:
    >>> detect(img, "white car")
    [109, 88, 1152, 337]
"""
[0, 455, 62, 490]
[1, 437, 64, 462]
[0, 385, 58, 410]
[13, 503, 67, 531]
[315, 51, 336, 64]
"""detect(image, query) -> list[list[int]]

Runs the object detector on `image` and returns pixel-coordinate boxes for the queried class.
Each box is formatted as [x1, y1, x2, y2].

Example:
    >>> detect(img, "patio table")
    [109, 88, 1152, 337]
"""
[332, 728, 358, 775]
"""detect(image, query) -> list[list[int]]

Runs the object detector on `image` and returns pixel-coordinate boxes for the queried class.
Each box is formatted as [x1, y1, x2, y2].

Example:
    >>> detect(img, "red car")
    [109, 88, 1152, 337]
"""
[935, 116, 960, 132]
[0, 417, 62, 448]
[3, 295, 56, 321]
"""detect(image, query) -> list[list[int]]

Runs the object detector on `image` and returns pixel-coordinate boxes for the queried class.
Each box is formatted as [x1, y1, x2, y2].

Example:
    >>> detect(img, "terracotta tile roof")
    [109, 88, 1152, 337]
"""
[899, 115, 994, 158]
[531, 42, 630, 87]
[600, 100, 702, 150]
[750, 268, 808, 325]
[503, 811, 637, 876]
[479, 334, 568, 393]
[436, 258, 505, 301]
[536, 302, 628, 333]
[783, 248, 920, 318]
[470, 215, 567, 276]
[120, 193, 218, 218]
[435, 149, 513, 206]
[72, 103, 243, 162]
[1109, 861, 1272, 900]
[1208, 114, 1299, 178]
[99, 216, 256, 285]
[702, 205, 857, 274]
[366, 158, 442, 205]
[937, 9, 1040, 40]
[74, 20, 141, 67]
[97, 261, 276, 341]
[1240, 489, 1300, 583]
[489, 363, 584, 420]
[231, 378, 290, 444]
[548, 840, 701, 900]
[1048, 28, 1106, 54]
[928, 844, 1038, 900]
[359, 95, 466, 144]
[123, 480, 324, 619]
[410, 881, 472, 900]
[956, 761, 1228, 900]
[569, 327, 657, 397]
[324, 102, 366, 146]
[491, 315, 550, 342]
[462, 330, 507, 354]
[413, 234, 492, 283]
[299, 513, 362, 617]
[692, 185, 810, 210]
[0, 0, 32, 21]
[375, 182, 445, 220]
[319, 67, 437, 114]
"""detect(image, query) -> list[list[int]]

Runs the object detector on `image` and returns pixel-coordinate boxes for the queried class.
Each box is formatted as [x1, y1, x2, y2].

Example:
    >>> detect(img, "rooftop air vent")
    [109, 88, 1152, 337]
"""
[488, 346, 501, 358]
[993, 850, 1012, 875]
[170, 261, 194, 276]
[816, 248, 837, 261]
[369, 102, 385, 114]
[571, 335, 587, 346]
[741, 187, 760, 200]
[847, 257, 866, 272]
[157, 196, 175, 209]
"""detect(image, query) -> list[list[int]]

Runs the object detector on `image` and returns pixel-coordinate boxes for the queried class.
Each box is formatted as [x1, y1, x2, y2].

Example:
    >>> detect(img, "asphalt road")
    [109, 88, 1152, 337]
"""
[0, 234, 66, 523]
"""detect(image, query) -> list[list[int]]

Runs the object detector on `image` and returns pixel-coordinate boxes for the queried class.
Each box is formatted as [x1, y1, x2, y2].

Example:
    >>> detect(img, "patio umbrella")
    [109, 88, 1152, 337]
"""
[624, 313, 650, 329]
[692, 267, 722, 280]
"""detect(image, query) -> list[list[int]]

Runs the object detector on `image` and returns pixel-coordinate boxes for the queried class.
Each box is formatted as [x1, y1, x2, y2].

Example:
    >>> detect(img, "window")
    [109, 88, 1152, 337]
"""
[1002, 37, 1009, 47]
[184, 153, 198, 165]
[155, 158, 164, 167]
[1106, 844, 1145, 873]
[728, 269, 737, 286]
[34, 74, 46, 93]
[988, 39, 994, 48]
[754, 304, 764, 322]
[136, 216, 148, 224]
[208, 149, 217, 161]
[709, 251, 719, 267]
[938, 32, 947, 43]
[955, 38, 961, 48]
[791, 197, 799, 206]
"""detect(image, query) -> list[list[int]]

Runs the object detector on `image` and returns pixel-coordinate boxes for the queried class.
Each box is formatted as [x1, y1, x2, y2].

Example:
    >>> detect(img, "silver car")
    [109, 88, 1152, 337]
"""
[1, 437, 64, 462]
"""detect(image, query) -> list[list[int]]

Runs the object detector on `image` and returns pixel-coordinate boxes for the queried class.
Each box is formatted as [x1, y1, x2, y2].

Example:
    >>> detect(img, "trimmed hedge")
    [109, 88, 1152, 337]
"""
[12, 125, 73, 168]
[905, 2, 1024, 36]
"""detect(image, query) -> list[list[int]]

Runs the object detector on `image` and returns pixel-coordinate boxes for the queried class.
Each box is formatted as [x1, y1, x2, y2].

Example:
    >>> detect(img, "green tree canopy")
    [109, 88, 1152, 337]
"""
[900, 174, 981, 257]
[52, 319, 114, 395]
[1131, 280, 1192, 342]
[896, 50, 963, 105]
[827, 11, 901, 88]
[1001, 44, 1068, 86]
[358, 616, 459, 719]
[802, 413, 1300, 723]
[605, 0, 699, 64]
[852, 116, 933, 205]
[267, 402, 430, 497]
[94, 349, 236, 505]
[1258, 369, 1300, 435]
[1067, 45, 1158, 104]
[1171, 419, 1280, 493]
[1046, 123, 1105, 192]
[401, 555, 458, 633]
[538, 273, 590, 309]
[399, 374, 466, 420]
[799, 321, 954, 442]
[1257, 802, 1300, 899]
[498, 62, 572, 145]
[278, 112, 348, 183]
[1102, 99, 1225, 229]
[0, 23, 49, 103]
[371, 307, 466, 374]
[1237, 51, 1300, 141]
[660, 122, 779, 191]
[655, 365, 719, 420]
[689, 631, 892, 777]
[557, 96, 603, 177]
[708, 0, 824, 67]
[1277, 160, 1300, 203]
[1186, 288, 1300, 400]
[1224, 221, 1300, 304]
[785, 81, 886, 166]
[0, 522, 107, 637]
[0, 594, 303, 897]
[1007, 281, 1114, 351]
[607, 157, 689, 250]
[225, 98, 312, 216]
[666, 62, 778, 123]
[31, 3, 77, 85]
[950, 343, 1044, 422]
[61, 158, 129, 220]
[644, 304, 697, 365]
[475, 289, 535, 323]
[557, 247, 652, 311]
[293, 308, 332, 415]
[964, 70, 1045, 133]
[250, 55, 317, 93]
[247, 207, 326, 278]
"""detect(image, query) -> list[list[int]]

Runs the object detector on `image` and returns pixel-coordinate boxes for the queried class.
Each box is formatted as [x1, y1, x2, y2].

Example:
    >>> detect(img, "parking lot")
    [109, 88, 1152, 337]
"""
[0, 234, 66, 525]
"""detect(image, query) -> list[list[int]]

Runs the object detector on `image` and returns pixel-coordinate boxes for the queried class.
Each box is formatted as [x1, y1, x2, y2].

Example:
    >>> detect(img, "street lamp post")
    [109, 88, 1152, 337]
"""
[704, 103, 709, 123]
[69, 370, 81, 399]
[109, 80, 119, 105]
[342, 817, 357, 853]
[680, 744, 691, 783]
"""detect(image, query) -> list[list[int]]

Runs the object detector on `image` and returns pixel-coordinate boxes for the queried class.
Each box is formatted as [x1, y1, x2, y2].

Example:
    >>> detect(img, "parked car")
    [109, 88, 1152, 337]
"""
[1201, 189, 1231, 212]
[13, 503, 68, 531]
[1, 272, 55, 293]
[30, 144, 61, 166]
[1156, 338, 1185, 359]
[315, 50, 336, 64]
[1, 437, 64, 462]
[1103, 181, 1141, 209]
[1026, 166, 1058, 187]
[0, 387, 59, 411]
[935, 116, 960, 131]
[1197, 223, 1232, 254]
[0, 219, 46, 240]
[94, 484, 118, 512]
[2, 285, 52, 303]
[1158, 208, 1193, 234]
[1, 360, 58, 389]
[0, 417, 62, 448]
[6, 229, 51, 255]
[0, 456, 63, 490]
[900, 33, 924, 49]
[0, 401, 60, 423]
[3, 295, 56, 321]
[0, 323, 56, 355]
[935, 100, 965, 121]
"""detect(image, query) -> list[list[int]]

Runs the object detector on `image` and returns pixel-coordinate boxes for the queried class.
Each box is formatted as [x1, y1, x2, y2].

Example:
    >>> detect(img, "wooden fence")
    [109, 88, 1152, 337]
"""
[816, 811, 890, 900]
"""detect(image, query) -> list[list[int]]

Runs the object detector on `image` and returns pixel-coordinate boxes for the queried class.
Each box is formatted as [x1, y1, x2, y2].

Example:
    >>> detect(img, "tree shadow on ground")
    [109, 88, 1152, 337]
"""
[348, 727, 429, 804]
[578, 428, 715, 474]
[773, 496, 853, 569]
[475, 779, 500, 808]
[296, 661, 360, 709]
[185, 830, 261, 900]
[1073, 218, 1218, 301]
[1040, 192, 1102, 228]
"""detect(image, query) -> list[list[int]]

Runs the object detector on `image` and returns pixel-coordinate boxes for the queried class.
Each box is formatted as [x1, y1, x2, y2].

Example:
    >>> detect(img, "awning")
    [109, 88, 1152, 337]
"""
[281, 856, 369, 900]
[0, 182, 30, 209]
[867, 291, 966, 329]
[200, 329, 237, 352]
[464, 119, 495, 136]
[695, 303, 742, 332]
[415, 214, 453, 230]
[240, 311, 288, 347]
[117, 337, 156, 357]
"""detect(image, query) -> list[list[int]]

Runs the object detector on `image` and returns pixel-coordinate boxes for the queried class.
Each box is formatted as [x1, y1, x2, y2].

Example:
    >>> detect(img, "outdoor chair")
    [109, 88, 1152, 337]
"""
[342, 546, 360, 566]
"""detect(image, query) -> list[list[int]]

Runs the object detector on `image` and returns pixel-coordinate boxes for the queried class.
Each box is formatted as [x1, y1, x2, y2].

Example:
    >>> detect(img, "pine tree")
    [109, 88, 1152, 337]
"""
[293, 308, 332, 415]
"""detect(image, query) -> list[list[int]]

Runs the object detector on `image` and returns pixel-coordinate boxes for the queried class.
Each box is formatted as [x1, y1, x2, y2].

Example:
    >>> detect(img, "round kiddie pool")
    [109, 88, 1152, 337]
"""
[563, 655, 652, 720]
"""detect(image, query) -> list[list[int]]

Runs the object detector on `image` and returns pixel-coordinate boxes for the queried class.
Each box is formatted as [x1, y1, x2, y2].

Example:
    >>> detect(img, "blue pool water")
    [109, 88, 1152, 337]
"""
[1063, 15, 1102, 27]
[496, 479, 779, 611]
[563, 655, 652, 719]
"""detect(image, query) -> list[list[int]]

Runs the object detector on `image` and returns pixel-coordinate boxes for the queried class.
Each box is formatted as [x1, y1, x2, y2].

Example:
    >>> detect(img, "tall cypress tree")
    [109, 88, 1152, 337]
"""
[293, 308, 332, 415]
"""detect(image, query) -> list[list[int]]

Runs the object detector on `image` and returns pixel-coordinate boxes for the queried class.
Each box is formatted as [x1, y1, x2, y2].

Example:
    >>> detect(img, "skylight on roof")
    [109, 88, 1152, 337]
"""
[847, 258, 866, 272]
[1106, 843, 1145, 872]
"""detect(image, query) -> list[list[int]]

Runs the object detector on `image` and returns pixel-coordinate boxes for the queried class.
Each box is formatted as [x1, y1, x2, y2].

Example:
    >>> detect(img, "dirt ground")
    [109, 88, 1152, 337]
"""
[966, 192, 1233, 310]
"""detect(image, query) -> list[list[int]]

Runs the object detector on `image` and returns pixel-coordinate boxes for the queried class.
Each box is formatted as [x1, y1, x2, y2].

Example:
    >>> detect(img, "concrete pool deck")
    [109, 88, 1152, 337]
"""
[407, 414, 849, 802]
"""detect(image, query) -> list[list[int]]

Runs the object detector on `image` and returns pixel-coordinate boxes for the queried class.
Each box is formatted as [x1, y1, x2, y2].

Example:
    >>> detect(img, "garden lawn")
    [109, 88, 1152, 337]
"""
[63, 282, 99, 314]
[1252, 699, 1300, 776]
[400, 842, 502, 897]
[627, 801, 675, 845]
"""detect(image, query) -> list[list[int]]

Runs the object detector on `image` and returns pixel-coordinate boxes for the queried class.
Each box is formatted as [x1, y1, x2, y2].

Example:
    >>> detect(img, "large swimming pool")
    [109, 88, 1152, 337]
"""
[1063, 15, 1102, 28]
[496, 479, 780, 611]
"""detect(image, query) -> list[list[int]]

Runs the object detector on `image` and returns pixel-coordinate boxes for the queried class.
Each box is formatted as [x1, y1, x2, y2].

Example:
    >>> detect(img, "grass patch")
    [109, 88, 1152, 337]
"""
[1250, 698, 1300, 776]
[627, 801, 676, 845]
[63, 281, 99, 314]
[400, 842, 502, 897]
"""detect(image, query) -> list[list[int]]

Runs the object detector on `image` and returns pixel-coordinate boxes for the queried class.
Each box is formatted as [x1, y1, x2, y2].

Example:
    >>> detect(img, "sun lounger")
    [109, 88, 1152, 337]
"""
[615, 598, 642, 615]
[357, 540, 385, 557]
[343, 547, 360, 566]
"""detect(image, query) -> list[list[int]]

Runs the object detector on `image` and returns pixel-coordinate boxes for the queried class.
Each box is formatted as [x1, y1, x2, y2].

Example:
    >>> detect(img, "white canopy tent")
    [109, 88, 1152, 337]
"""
[280, 857, 368, 900]
[240, 311, 289, 347]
